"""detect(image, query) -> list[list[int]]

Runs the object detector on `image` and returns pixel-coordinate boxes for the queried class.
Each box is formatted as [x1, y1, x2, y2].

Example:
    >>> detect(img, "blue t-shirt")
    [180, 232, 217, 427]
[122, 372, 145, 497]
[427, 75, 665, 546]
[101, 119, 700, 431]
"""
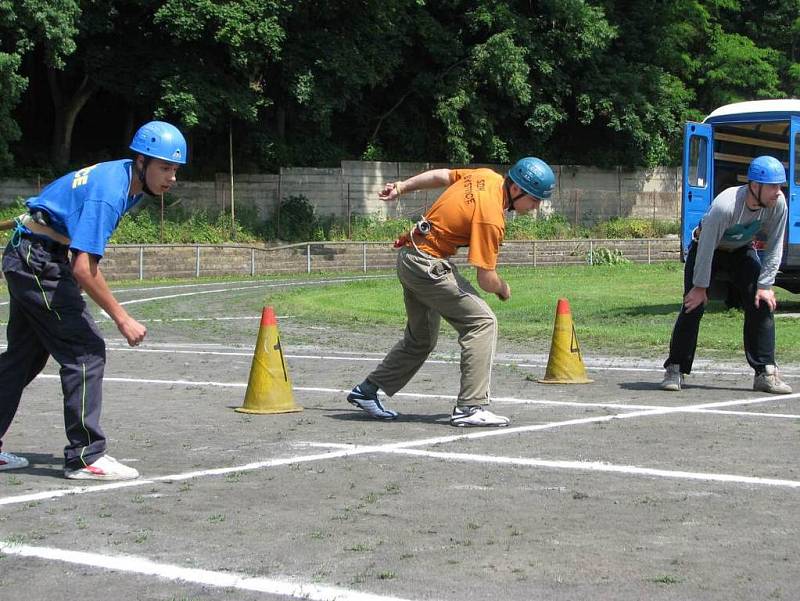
[26, 159, 143, 257]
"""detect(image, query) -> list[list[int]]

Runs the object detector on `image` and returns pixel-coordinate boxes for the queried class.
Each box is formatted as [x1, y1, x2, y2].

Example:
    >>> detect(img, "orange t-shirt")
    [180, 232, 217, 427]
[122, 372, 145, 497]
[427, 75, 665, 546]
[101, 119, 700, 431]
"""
[415, 168, 506, 270]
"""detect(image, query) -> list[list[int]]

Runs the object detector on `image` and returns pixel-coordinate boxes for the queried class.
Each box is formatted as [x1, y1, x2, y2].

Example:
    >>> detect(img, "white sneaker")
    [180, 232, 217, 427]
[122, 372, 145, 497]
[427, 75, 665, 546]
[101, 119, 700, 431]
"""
[0, 451, 29, 471]
[450, 405, 510, 427]
[64, 455, 139, 481]
[753, 365, 792, 395]
[660, 364, 683, 391]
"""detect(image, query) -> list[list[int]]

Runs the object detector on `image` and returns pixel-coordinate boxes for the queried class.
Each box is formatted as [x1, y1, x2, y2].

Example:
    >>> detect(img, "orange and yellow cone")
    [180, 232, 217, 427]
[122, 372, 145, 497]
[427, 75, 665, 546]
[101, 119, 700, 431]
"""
[235, 306, 303, 414]
[538, 298, 593, 384]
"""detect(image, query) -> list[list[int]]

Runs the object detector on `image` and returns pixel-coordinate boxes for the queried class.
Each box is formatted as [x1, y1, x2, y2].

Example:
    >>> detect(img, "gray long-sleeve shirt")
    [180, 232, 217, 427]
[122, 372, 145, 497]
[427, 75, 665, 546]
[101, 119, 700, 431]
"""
[693, 185, 787, 289]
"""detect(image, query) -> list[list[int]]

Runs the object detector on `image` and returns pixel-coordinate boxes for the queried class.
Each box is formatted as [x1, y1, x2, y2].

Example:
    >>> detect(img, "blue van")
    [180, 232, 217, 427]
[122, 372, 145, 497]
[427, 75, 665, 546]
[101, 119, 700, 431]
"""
[682, 99, 800, 293]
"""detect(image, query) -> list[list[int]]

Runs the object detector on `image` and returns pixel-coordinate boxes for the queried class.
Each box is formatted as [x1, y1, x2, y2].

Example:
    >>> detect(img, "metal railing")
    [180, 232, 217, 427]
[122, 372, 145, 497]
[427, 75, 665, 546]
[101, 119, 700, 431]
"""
[101, 238, 680, 281]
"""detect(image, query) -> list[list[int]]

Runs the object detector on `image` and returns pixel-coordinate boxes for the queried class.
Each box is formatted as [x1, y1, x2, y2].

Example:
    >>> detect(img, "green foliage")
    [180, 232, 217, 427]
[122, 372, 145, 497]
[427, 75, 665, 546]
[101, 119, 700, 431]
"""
[589, 247, 631, 265]
[344, 214, 415, 242]
[270, 195, 319, 243]
[0, 198, 25, 244]
[593, 217, 680, 239]
[0, 0, 83, 170]
[505, 213, 586, 240]
[2, 0, 800, 172]
[109, 205, 261, 244]
[0, 198, 682, 246]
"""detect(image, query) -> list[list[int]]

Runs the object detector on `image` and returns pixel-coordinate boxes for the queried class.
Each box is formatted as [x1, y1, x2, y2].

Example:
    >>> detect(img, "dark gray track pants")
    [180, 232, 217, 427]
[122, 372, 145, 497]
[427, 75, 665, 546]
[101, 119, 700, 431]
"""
[665, 241, 775, 374]
[0, 236, 107, 470]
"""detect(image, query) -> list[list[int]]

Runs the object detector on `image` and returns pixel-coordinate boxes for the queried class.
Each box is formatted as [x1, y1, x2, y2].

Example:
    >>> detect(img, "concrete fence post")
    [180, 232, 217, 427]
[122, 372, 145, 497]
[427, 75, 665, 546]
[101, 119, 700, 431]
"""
[195, 245, 201, 277]
[362, 243, 367, 273]
[307, 244, 311, 273]
[139, 246, 144, 280]
[251, 248, 256, 276]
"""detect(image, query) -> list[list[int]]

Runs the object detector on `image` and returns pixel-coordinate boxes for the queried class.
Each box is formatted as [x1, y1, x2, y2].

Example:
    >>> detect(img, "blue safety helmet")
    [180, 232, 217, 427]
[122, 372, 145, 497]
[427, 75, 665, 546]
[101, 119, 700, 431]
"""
[507, 157, 555, 200]
[130, 121, 187, 165]
[747, 155, 785, 184]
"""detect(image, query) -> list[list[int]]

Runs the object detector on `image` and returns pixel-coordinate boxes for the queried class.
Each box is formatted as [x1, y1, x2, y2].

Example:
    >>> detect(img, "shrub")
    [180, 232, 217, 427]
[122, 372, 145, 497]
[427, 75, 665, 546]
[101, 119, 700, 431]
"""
[505, 213, 586, 240]
[593, 217, 679, 239]
[273, 195, 318, 242]
[347, 214, 415, 241]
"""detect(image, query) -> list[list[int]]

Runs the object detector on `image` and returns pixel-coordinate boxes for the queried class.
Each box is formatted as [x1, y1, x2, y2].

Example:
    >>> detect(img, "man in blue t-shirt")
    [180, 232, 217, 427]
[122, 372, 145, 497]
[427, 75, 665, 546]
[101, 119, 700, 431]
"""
[0, 121, 187, 480]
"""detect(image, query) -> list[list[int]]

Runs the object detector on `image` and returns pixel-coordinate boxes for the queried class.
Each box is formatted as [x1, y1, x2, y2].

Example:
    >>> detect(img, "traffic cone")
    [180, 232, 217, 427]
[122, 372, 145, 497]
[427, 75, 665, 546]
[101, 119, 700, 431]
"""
[538, 298, 593, 384]
[235, 306, 303, 414]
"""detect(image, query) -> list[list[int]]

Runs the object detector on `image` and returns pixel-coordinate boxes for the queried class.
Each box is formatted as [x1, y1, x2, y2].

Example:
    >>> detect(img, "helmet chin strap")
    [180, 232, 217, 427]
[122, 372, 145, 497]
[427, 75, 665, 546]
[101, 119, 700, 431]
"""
[503, 179, 527, 211]
[748, 182, 767, 208]
[136, 157, 157, 197]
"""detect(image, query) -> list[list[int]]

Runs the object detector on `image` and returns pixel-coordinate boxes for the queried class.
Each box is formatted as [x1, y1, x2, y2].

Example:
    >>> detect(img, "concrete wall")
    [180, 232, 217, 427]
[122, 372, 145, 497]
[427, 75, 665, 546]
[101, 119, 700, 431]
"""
[0, 162, 682, 224]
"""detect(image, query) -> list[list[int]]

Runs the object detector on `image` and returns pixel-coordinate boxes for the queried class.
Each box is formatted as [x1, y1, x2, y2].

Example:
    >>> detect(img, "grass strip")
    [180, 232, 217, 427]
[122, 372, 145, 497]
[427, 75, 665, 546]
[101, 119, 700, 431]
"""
[260, 262, 800, 362]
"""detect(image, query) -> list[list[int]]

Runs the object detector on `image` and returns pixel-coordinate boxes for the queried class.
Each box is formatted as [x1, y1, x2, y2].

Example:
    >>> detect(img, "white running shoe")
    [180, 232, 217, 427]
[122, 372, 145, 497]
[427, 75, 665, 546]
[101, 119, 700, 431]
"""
[450, 405, 510, 427]
[659, 364, 683, 391]
[64, 455, 139, 481]
[753, 365, 792, 395]
[0, 451, 29, 471]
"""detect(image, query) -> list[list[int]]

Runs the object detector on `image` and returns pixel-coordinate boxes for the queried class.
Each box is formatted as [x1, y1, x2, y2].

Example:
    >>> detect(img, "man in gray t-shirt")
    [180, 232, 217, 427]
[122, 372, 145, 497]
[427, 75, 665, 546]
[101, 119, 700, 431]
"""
[660, 155, 792, 394]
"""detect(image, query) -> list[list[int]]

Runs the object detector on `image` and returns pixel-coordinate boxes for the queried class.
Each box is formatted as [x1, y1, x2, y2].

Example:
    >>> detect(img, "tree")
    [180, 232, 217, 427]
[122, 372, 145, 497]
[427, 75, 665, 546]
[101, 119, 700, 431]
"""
[0, 0, 80, 170]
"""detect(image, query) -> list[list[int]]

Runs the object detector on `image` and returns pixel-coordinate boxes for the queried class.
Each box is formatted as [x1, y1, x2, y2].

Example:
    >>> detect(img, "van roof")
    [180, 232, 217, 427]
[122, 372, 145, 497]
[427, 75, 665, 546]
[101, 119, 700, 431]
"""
[704, 99, 800, 124]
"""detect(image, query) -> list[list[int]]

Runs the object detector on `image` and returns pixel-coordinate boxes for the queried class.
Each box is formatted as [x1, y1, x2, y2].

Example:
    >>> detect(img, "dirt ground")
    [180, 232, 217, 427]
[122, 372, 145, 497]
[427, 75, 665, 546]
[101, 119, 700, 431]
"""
[0, 276, 799, 601]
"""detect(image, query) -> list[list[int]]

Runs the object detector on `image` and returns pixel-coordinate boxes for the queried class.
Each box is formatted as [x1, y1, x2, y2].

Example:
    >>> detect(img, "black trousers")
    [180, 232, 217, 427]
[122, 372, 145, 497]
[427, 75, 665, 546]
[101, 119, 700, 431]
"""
[664, 242, 775, 374]
[0, 236, 107, 470]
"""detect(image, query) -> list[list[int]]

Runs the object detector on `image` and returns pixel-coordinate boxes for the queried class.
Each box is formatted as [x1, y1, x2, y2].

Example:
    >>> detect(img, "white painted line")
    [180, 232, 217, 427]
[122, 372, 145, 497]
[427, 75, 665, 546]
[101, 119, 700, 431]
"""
[91, 346, 800, 380]
[0, 542, 415, 601]
[27, 376, 800, 421]
[94, 345, 800, 379]
[305, 444, 800, 489]
[3, 386, 797, 508]
[0, 448, 370, 507]
[116, 275, 392, 308]
[138, 315, 261, 323]
[110, 274, 391, 295]
[112, 280, 281, 294]
[103, 346, 460, 364]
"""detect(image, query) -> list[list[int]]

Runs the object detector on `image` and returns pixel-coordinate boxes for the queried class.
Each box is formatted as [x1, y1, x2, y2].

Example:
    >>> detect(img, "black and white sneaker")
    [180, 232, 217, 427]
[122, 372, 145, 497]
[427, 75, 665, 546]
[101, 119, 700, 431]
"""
[347, 385, 399, 420]
[450, 405, 510, 427]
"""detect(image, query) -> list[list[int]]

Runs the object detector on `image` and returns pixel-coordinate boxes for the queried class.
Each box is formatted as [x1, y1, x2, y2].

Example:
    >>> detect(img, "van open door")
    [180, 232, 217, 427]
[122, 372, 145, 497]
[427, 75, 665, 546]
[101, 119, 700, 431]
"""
[681, 122, 713, 258]
[788, 116, 800, 245]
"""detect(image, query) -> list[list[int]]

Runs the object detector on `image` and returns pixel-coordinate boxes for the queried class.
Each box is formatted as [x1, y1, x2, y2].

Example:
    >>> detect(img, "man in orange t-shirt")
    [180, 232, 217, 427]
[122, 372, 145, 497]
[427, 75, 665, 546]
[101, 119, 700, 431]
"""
[347, 157, 556, 427]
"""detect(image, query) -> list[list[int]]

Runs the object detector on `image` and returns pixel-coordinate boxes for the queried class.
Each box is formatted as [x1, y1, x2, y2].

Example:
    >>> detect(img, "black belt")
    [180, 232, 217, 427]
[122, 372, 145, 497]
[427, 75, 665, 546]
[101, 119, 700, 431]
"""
[19, 231, 69, 253]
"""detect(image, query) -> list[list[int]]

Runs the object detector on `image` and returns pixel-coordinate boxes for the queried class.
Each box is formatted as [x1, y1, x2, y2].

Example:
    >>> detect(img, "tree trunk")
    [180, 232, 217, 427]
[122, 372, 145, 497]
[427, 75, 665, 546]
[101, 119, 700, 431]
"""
[123, 107, 136, 154]
[47, 68, 97, 169]
[276, 104, 286, 141]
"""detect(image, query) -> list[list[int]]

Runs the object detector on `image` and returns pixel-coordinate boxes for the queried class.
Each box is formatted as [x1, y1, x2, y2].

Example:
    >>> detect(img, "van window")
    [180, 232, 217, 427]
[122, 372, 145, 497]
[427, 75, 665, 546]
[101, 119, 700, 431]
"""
[688, 135, 708, 187]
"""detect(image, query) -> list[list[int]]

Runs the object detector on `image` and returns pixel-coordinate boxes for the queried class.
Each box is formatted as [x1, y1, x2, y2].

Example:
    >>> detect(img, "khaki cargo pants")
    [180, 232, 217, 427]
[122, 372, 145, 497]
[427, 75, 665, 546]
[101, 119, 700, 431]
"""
[367, 246, 497, 406]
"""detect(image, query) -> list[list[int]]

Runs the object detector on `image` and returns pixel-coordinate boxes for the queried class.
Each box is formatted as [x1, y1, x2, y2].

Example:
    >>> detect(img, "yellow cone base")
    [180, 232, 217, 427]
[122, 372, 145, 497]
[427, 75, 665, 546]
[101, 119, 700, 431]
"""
[235, 406, 303, 415]
[538, 376, 593, 384]
[236, 306, 303, 414]
[538, 298, 593, 385]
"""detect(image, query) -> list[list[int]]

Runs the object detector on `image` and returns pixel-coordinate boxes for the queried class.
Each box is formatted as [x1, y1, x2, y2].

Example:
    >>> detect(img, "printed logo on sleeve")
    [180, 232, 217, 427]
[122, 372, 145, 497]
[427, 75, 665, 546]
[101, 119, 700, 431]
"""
[71, 164, 99, 189]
